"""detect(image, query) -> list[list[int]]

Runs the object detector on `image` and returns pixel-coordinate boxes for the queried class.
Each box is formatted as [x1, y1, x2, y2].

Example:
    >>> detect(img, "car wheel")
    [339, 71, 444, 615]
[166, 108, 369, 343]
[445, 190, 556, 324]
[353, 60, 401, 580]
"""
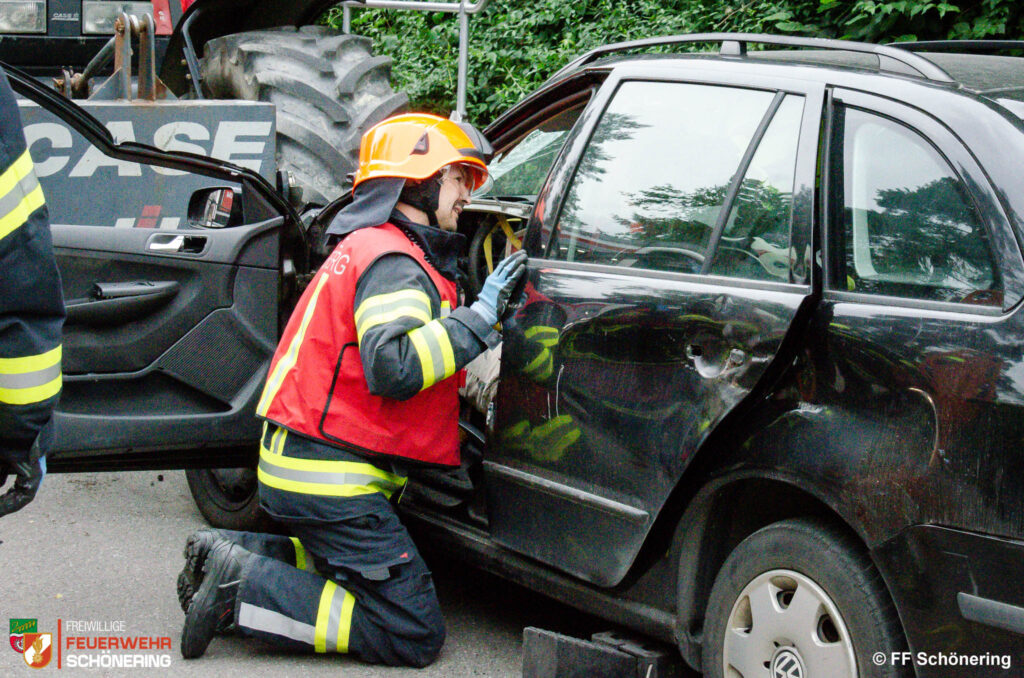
[703, 517, 909, 678]
[185, 467, 271, 531]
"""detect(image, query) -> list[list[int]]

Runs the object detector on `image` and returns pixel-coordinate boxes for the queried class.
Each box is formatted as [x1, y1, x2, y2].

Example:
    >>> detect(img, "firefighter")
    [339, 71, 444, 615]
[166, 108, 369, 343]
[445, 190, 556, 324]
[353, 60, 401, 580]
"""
[0, 65, 64, 518]
[179, 113, 526, 666]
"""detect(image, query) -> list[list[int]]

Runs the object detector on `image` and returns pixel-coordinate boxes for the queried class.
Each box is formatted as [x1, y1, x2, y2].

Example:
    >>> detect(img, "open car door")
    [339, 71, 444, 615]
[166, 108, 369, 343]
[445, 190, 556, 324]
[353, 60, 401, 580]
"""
[7, 65, 300, 472]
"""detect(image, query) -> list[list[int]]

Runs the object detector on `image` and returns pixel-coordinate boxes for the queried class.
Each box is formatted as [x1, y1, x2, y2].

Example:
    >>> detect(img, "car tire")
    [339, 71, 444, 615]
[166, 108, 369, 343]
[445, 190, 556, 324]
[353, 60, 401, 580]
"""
[185, 467, 272, 531]
[200, 26, 408, 207]
[703, 517, 909, 678]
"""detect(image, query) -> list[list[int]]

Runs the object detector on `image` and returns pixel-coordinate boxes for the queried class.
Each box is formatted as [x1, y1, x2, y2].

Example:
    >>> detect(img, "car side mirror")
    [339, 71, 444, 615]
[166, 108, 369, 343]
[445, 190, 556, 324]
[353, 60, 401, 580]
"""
[188, 187, 242, 229]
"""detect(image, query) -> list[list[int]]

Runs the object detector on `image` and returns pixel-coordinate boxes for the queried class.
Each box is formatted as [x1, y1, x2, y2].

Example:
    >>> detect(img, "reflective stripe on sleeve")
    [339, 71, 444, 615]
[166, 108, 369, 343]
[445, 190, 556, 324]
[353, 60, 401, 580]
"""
[289, 537, 318, 573]
[0, 150, 45, 242]
[256, 272, 330, 416]
[258, 446, 407, 498]
[314, 581, 356, 653]
[407, 319, 456, 390]
[354, 289, 432, 344]
[0, 345, 62, 405]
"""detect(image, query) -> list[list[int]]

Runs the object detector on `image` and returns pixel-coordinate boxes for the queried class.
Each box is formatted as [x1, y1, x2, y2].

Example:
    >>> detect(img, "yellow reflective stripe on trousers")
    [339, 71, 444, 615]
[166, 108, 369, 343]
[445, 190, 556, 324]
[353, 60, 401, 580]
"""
[256, 272, 330, 416]
[0, 150, 45, 242]
[314, 581, 356, 653]
[354, 289, 431, 343]
[258, 422, 288, 457]
[258, 445, 407, 498]
[407, 319, 456, 390]
[0, 345, 62, 405]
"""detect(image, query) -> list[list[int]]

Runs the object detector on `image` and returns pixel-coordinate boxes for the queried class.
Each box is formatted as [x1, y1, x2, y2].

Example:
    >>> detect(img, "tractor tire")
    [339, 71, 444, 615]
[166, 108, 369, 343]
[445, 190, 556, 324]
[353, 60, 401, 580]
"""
[200, 25, 408, 207]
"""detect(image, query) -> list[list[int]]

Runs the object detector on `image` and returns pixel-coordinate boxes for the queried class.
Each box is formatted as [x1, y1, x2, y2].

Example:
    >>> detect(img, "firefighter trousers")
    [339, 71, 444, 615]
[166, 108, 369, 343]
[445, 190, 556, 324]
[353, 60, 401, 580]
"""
[216, 487, 445, 665]
[219, 511, 444, 667]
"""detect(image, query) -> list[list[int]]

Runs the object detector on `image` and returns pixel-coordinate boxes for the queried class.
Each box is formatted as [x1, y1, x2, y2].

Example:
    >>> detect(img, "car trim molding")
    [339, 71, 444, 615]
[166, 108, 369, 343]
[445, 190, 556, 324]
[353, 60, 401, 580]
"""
[483, 461, 650, 526]
[957, 592, 1024, 636]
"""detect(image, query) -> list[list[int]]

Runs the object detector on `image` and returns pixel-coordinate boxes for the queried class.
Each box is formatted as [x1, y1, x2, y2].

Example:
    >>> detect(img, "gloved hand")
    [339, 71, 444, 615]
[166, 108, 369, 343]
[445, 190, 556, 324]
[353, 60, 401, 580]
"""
[470, 250, 528, 326]
[0, 455, 45, 518]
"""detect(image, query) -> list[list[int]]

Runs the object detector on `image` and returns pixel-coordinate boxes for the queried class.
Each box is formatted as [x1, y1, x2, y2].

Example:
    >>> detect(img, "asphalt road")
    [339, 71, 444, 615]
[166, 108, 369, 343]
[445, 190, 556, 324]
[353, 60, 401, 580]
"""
[0, 470, 691, 677]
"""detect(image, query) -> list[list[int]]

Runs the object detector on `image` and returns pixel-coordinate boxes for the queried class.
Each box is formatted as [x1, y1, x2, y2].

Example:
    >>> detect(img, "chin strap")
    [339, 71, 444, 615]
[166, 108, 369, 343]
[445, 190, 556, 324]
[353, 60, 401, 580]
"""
[399, 173, 443, 226]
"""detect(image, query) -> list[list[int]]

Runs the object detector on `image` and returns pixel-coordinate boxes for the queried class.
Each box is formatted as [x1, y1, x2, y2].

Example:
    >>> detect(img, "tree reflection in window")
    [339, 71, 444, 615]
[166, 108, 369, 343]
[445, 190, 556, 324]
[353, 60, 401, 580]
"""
[553, 81, 776, 273]
[842, 109, 999, 304]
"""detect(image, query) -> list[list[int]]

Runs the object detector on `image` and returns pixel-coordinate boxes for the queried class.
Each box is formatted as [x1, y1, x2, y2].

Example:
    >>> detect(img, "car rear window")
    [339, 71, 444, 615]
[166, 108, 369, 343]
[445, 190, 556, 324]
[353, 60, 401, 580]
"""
[839, 107, 1000, 305]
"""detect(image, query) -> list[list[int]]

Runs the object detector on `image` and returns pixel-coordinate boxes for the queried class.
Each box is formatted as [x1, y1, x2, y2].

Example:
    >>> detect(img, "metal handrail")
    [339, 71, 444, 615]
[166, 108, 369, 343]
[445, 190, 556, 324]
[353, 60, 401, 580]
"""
[340, 0, 492, 122]
[888, 40, 1024, 54]
[341, 0, 489, 13]
[547, 32, 956, 85]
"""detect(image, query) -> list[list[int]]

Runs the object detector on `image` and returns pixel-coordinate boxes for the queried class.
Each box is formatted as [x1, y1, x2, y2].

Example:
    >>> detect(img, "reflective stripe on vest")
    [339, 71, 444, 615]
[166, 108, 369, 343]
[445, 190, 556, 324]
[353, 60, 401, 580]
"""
[258, 431, 407, 499]
[0, 344, 61, 405]
[0, 149, 45, 242]
[314, 580, 356, 653]
[256, 272, 331, 417]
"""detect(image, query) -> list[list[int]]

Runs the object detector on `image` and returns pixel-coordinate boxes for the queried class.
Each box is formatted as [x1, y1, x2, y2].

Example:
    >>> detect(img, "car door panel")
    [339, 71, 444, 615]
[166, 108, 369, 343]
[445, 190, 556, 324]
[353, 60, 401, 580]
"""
[51, 219, 280, 458]
[490, 267, 809, 585]
[487, 70, 823, 586]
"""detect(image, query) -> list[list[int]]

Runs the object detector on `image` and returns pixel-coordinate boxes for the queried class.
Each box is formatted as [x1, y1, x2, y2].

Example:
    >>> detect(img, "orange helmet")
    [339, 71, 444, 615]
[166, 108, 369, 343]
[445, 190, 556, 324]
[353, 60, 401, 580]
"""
[352, 113, 489, 192]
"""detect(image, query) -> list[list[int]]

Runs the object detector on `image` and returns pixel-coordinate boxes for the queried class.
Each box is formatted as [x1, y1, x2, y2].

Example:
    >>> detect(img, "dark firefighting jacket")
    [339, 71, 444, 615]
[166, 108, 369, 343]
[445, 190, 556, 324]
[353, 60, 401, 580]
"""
[257, 213, 497, 479]
[0, 66, 64, 465]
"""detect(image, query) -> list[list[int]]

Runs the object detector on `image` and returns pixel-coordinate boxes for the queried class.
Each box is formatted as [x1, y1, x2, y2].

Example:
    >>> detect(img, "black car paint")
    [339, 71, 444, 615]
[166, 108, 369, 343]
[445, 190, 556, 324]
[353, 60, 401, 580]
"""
[407, 55, 1024, 675]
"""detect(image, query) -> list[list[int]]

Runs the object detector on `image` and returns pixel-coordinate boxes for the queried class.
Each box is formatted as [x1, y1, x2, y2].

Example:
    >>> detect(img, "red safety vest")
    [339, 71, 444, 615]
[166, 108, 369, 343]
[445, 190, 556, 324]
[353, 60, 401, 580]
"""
[257, 223, 461, 466]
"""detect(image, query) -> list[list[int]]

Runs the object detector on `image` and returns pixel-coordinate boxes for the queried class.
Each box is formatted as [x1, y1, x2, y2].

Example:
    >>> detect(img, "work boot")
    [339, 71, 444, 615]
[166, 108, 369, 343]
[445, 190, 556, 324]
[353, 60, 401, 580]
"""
[176, 528, 225, 612]
[180, 541, 249, 659]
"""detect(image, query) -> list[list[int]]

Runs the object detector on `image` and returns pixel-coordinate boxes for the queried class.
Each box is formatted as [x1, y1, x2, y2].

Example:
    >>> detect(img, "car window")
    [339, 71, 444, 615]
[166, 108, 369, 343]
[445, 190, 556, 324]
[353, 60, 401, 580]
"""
[708, 95, 803, 281]
[20, 100, 254, 229]
[481, 104, 584, 199]
[839, 107, 1000, 305]
[550, 81, 777, 274]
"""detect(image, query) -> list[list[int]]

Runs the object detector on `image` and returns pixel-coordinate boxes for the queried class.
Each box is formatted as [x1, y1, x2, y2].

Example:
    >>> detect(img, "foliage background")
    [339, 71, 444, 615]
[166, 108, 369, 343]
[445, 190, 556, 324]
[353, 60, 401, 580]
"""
[322, 1, 1023, 125]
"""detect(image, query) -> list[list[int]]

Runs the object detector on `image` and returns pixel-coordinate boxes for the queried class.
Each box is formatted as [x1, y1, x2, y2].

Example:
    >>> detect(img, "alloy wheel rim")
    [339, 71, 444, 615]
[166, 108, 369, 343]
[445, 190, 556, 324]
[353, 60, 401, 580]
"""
[722, 568, 856, 678]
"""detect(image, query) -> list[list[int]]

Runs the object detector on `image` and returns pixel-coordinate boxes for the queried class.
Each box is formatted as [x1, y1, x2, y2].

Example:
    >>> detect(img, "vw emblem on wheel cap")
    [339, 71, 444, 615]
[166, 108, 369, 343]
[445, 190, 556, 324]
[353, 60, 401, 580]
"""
[771, 646, 805, 678]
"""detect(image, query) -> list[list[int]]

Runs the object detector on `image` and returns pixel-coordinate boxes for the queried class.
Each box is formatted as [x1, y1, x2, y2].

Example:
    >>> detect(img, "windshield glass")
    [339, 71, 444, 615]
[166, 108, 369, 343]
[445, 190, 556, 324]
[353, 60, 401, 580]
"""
[480, 104, 584, 200]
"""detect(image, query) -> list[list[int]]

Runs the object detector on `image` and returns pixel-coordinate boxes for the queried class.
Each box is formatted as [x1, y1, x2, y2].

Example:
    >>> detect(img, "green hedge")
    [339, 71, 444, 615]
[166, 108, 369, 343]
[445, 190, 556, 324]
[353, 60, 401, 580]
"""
[322, 1, 1023, 125]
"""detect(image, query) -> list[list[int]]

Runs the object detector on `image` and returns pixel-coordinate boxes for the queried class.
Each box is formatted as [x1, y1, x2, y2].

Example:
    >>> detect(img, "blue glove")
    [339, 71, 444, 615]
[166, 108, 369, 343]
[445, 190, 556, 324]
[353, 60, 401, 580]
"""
[471, 250, 528, 326]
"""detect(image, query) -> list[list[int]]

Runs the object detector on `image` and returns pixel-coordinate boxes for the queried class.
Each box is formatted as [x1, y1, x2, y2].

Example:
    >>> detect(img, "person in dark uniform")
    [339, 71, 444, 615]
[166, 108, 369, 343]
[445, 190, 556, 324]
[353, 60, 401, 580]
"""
[0, 65, 64, 518]
[178, 113, 526, 666]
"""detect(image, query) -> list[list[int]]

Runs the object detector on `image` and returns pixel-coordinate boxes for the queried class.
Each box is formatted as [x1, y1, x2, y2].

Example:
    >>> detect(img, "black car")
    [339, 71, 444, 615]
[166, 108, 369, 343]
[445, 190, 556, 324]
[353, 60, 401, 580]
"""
[10, 33, 1024, 677]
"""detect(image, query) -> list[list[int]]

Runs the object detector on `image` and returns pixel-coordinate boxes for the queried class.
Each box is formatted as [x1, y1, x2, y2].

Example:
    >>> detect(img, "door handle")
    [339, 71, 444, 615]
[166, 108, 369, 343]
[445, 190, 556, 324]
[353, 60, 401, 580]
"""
[728, 348, 748, 366]
[147, 233, 207, 254]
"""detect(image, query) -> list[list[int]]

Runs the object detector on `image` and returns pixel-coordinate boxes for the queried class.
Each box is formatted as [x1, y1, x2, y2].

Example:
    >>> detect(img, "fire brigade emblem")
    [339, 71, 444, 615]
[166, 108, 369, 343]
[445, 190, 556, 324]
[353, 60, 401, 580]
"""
[22, 633, 52, 669]
[9, 619, 37, 653]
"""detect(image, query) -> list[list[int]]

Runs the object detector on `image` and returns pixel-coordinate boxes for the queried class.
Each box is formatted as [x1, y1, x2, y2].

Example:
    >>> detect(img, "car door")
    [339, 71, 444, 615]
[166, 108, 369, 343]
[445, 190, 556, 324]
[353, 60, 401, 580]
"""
[486, 66, 823, 587]
[8, 67, 288, 470]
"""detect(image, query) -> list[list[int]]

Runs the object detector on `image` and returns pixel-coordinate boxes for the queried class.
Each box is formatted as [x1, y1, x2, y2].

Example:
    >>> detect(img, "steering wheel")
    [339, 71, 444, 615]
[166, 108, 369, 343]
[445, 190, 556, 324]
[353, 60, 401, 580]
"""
[613, 245, 705, 273]
[467, 215, 526, 296]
